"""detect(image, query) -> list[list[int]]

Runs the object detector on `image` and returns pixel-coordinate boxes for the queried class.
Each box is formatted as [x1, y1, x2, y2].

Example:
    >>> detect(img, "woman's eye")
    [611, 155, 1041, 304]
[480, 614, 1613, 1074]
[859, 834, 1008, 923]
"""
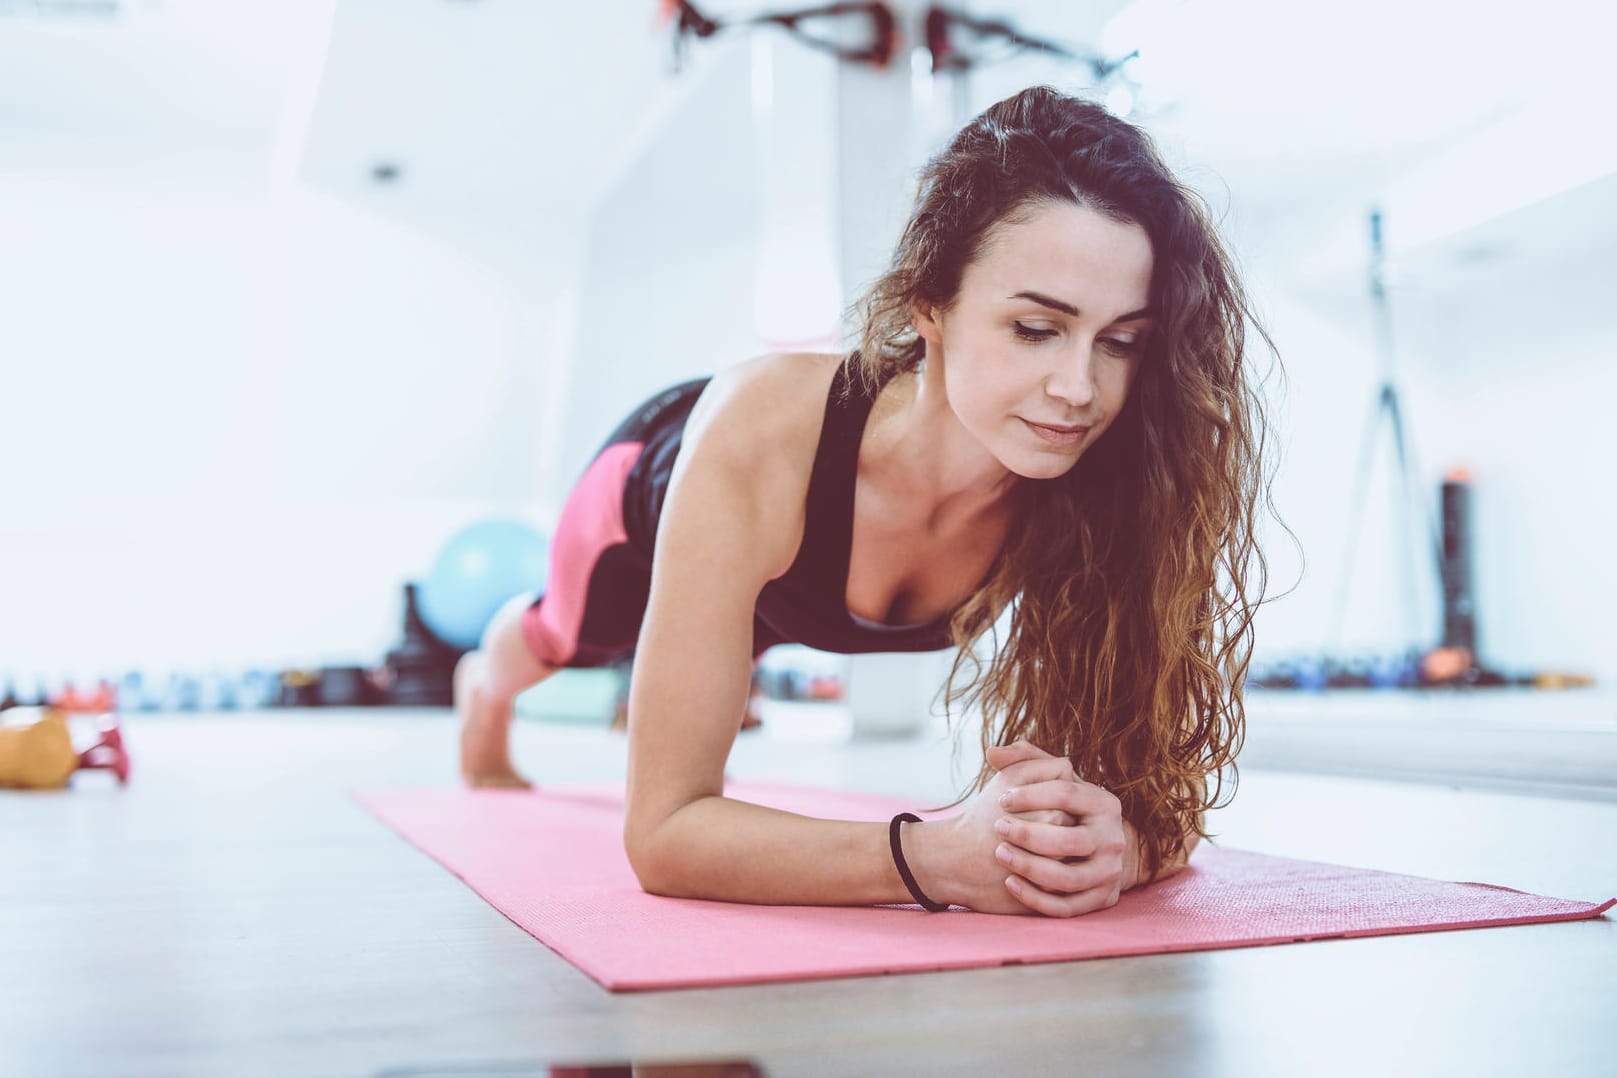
[1013, 322, 1055, 342]
[1014, 323, 1140, 355]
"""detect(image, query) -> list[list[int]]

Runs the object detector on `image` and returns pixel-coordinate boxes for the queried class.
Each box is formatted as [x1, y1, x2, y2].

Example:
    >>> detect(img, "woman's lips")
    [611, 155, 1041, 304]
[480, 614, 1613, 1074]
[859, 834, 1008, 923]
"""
[1023, 419, 1090, 446]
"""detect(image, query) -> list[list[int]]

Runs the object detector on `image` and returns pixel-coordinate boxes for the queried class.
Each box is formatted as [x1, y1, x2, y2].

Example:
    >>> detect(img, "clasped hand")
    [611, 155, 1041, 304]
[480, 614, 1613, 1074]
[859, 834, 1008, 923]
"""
[945, 739, 1136, 917]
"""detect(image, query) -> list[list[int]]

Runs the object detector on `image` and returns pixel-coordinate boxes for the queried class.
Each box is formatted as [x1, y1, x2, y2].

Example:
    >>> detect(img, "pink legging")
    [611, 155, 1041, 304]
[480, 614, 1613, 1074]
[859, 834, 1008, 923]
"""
[520, 440, 771, 669]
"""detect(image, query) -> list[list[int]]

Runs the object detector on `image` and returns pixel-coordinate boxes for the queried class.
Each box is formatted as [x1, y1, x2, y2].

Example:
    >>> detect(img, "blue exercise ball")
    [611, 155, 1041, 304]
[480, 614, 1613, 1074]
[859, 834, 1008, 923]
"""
[418, 520, 549, 650]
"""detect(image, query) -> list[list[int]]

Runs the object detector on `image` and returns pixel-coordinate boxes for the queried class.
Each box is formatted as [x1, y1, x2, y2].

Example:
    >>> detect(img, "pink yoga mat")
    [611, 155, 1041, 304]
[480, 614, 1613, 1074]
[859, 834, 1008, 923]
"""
[354, 782, 1614, 992]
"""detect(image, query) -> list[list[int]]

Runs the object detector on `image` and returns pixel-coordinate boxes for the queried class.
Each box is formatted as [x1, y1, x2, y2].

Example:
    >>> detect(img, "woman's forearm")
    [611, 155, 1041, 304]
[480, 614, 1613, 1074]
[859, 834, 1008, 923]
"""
[630, 795, 957, 907]
[1122, 819, 1200, 889]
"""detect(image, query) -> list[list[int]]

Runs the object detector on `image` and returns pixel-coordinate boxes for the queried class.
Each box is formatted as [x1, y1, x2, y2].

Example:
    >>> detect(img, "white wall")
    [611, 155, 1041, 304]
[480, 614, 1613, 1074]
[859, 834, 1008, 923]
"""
[1385, 238, 1617, 681]
[0, 32, 848, 686]
[0, 178, 567, 682]
[1245, 231, 1617, 684]
[1237, 274, 1449, 666]
[557, 39, 770, 491]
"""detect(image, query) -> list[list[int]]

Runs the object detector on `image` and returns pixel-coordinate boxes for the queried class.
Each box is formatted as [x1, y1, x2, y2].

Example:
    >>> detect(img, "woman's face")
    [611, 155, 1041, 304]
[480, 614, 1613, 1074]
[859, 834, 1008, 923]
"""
[914, 199, 1155, 480]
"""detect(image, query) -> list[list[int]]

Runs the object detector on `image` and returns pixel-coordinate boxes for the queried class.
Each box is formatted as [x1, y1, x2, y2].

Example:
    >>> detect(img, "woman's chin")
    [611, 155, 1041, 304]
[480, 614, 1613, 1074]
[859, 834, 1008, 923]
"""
[1006, 451, 1082, 481]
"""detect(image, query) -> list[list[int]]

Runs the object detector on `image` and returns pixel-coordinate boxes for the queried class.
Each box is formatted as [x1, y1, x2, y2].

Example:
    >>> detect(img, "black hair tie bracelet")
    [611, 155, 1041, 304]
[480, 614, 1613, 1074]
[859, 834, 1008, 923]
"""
[889, 812, 950, 912]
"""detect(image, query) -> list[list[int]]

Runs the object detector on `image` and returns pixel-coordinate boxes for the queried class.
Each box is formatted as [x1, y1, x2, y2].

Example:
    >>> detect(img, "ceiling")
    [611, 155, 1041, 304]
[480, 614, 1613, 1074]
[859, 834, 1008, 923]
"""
[0, 0, 304, 181]
[3, 0, 1613, 315]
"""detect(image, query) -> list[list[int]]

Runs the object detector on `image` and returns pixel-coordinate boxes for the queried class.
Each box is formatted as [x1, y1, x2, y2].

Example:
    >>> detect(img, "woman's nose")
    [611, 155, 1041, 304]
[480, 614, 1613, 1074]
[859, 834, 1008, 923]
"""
[1043, 347, 1099, 409]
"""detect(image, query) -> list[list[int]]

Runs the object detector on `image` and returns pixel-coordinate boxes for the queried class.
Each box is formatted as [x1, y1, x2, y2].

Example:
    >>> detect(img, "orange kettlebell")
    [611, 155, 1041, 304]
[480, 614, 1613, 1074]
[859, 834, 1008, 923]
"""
[0, 708, 130, 790]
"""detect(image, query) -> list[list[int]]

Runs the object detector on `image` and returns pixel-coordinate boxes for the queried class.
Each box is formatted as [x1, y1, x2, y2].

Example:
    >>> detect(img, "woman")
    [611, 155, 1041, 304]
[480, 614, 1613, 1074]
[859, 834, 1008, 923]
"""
[456, 85, 1280, 918]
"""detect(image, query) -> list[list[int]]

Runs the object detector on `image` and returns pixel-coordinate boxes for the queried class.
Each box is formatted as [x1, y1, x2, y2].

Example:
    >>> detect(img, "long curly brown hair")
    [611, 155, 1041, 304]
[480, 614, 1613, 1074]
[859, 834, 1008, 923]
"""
[847, 86, 1291, 885]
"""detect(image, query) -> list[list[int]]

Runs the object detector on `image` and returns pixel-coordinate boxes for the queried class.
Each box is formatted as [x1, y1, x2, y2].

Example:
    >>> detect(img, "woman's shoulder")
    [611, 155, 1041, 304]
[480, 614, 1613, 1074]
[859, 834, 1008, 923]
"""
[659, 352, 842, 580]
[690, 350, 844, 458]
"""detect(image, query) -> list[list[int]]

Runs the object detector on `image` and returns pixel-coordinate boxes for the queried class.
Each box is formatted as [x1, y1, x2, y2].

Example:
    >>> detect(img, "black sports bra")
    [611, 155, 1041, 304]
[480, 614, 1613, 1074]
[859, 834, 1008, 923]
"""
[622, 354, 965, 655]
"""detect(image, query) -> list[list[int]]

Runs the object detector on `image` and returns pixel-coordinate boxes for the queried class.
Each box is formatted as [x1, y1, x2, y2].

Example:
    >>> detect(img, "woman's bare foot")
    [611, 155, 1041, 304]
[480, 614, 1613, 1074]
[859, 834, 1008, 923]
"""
[455, 652, 534, 789]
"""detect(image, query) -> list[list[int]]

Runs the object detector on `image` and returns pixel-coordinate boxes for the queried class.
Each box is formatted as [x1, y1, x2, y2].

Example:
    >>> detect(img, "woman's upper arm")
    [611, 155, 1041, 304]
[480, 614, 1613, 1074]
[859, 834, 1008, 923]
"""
[620, 359, 814, 868]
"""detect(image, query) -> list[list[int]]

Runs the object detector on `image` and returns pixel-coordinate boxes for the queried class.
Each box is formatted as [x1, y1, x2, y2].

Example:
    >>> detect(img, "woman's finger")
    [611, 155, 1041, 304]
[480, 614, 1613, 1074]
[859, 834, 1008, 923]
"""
[983, 743, 1052, 774]
[999, 776, 1114, 818]
[992, 832, 1112, 894]
[992, 756, 1078, 792]
[1003, 873, 1119, 918]
[1011, 807, 1079, 828]
[995, 815, 1099, 862]
[989, 747, 1114, 804]
[985, 739, 1055, 763]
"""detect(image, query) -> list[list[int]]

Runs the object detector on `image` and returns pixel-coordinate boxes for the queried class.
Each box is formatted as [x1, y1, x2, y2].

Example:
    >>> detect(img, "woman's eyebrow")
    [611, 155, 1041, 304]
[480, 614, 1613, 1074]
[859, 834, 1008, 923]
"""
[1009, 290, 1153, 323]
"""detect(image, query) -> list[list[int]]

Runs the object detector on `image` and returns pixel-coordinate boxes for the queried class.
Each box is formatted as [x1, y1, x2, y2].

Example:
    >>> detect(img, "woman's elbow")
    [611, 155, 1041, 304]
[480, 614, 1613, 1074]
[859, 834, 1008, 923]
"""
[623, 827, 664, 892]
[623, 827, 689, 898]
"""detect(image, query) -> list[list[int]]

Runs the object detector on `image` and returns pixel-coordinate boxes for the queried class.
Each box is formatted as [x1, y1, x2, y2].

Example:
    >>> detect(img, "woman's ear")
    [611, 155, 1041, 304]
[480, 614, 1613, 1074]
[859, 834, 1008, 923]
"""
[912, 300, 942, 342]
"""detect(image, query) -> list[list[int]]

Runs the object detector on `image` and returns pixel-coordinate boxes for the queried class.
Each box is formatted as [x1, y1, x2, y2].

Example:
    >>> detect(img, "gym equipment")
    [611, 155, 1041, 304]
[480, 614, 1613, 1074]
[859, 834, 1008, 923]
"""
[75, 713, 130, 784]
[118, 671, 162, 711]
[383, 582, 461, 707]
[51, 681, 117, 713]
[417, 520, 549, 651]
[1309, 210, 1592, 692]
[662, 2, 1134, 83]
[1439, 470, 1478, 656]
[198, 672, 238, 711]
[8, 676, 53, 709]
[316, 666, 379, 708]
[665, 0, 898, 72]
[0, 708, 76, 788]
[513, 668, 622, 726]
[237, 670, 281, 710]
[356, 780, 1613, 992]
[278, 670, 321, 708]
[0, 708, 130, 789]
[1420, 468, 1509, 686]
[163, 673, 201, 711]
[1324, 208, 1440, 681]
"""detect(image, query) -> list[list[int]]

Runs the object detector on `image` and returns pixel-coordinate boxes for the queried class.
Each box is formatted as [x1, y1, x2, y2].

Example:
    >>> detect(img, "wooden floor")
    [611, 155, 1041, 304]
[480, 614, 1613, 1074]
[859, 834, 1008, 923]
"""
[4, 705, 1614, 1078]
